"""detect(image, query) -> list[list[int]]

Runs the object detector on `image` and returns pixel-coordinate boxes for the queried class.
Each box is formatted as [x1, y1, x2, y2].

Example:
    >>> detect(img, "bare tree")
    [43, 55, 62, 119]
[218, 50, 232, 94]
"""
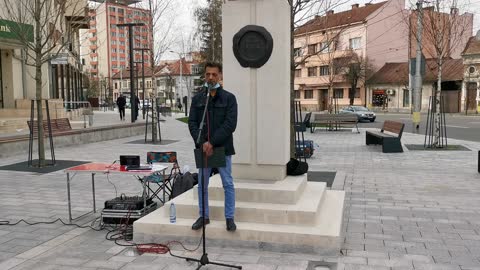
[2, 0, 85, 166]
[288, 0, 351, 157]
[409, 1, 472, 147]
[344, 52, 375, 106]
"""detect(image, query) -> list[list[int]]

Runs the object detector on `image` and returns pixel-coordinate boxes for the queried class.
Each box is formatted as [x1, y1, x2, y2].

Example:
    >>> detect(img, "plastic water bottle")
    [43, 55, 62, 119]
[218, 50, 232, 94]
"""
[169, 203, 176, 223]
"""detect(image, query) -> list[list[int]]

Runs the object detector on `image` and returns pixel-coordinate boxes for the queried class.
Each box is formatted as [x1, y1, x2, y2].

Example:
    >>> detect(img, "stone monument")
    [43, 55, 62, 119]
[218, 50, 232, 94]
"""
[134, 0, 345, 253]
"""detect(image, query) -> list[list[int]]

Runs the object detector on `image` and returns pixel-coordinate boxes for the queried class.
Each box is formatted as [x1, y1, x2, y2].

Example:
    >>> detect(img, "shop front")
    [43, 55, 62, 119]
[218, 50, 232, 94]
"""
[0, 19, 33, 109]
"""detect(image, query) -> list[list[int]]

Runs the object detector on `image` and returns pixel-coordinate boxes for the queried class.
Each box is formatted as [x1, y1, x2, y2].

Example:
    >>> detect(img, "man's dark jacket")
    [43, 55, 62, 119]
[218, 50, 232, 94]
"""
[188, 87, 238, 156]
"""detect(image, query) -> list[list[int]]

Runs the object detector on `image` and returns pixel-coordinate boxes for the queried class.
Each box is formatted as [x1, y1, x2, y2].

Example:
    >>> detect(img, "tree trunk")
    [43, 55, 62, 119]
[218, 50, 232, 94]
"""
[35, 0, 45, 166]
[36, 54, 45, 166]
[433, 59, 442, 147]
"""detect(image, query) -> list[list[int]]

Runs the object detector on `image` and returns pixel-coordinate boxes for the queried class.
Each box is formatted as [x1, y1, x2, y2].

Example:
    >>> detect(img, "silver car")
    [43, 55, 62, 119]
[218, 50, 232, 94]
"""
[339, 106, 376, 122]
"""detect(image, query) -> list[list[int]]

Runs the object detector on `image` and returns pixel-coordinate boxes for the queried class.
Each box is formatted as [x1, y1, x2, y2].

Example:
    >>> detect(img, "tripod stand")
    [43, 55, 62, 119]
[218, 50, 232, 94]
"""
[173, 87, 242, 270]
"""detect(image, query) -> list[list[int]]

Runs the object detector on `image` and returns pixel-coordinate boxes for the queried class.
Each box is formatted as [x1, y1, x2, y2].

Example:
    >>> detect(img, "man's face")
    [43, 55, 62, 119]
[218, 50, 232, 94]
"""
[205, 66, 221, 85]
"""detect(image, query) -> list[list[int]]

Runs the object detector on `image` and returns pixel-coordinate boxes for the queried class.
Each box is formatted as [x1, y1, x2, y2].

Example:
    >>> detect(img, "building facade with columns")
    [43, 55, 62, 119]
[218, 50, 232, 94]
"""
[462, 32, 480, 114]
[0, 0, 88, 121]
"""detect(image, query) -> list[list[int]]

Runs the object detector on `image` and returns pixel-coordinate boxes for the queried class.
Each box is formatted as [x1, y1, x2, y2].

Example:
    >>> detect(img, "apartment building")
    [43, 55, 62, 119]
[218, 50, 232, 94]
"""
[83, 0, 152, 92]
[294, 0, 409, 111]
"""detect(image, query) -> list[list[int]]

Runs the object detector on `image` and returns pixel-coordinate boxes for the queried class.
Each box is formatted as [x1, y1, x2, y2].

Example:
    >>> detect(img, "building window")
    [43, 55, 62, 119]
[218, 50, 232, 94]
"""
[349, 88, 361, 98]
[304, 90, 314, 99]
[319, 41, 330, 53]
[115, 82, 118, 89]
[469, 66, 476, 74]
[403, 89, 410, 107]
[307, 67, 317, 77]
[192, 64, 202, 74]
[295, 69, 302, 77]
[349, 37, 361, 50]
[334, 88, 344, 98]
[319, 65, 329, 76]
[118, 8, 124, 14]
[147, 81, 152, 88]
[109, 7, 115, 12]
[294, 48, 302, 57]
[308, 44, 317, 55]
[295, 90, 300, 99]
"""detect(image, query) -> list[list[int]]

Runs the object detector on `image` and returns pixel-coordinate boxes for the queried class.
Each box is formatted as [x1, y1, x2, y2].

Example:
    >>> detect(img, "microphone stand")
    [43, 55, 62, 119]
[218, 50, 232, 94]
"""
[173, 86, 242, 270]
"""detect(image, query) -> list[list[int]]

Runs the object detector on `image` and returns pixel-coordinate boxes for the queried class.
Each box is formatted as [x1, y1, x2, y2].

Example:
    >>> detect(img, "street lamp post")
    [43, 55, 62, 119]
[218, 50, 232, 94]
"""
[116, 23, 145, 123]
[170, 50, 188, 116]
[134, 48, 150, 119]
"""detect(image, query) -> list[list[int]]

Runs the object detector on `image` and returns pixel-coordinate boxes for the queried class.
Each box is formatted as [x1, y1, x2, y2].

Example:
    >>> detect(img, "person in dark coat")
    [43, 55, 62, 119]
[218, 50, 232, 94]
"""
[133, 95, 140, 121]
[188, 62, 238, 232]
[116, 94, 126, 121]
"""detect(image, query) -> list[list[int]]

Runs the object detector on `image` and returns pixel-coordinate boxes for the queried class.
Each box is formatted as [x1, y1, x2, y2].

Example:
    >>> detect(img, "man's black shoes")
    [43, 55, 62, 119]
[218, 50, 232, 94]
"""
[192, 217, 209, 230]
[226, 218, 236, 231]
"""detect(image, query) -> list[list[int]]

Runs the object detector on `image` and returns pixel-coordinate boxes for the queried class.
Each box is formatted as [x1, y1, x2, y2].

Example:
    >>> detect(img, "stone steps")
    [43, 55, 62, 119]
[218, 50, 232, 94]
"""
[175, 180, 326, 225]
[193, 174, 307, 204]
[134, 175, 345, 251]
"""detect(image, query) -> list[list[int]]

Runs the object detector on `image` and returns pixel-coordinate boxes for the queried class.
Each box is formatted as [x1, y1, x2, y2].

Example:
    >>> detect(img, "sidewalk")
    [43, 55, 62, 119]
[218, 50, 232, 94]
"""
[0, 112, 479, 270]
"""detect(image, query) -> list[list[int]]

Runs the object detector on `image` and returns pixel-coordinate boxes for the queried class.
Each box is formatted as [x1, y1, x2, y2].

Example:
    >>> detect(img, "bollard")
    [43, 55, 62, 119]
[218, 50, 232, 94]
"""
[478, 150, 480, 173]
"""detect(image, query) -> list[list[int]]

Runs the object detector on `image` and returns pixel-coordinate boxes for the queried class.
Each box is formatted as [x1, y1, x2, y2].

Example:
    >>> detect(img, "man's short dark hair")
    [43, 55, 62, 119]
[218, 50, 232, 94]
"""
[204, 62, 222, 73]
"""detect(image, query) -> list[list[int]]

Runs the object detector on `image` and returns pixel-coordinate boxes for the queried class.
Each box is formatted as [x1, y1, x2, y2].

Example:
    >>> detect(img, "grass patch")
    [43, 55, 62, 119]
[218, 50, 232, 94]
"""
[176, 117, 188, 124]
[405, 144, 471, 151]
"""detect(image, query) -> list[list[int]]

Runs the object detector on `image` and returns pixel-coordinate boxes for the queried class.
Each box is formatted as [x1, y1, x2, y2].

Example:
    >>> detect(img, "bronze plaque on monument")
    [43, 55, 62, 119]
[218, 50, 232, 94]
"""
[233, 25, 273, 68]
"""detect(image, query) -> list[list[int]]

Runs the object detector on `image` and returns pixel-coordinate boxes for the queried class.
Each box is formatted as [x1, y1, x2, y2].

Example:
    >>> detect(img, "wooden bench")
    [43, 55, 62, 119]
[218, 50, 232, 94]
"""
[366, 120, 404, 153]
[27, 118, 72, 136]
[310, 113, 359, 133]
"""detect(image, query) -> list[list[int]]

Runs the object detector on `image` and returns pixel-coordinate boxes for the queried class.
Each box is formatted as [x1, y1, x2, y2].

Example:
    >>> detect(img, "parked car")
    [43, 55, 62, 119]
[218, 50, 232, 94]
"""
[339, 106, 376, 122]
[139, 100, 152, 110]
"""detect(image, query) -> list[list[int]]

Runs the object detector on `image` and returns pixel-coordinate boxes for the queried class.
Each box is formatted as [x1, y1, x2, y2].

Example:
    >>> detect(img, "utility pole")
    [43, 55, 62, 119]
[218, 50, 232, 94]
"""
[116, 23, 145, 123]
[413, 0, 424, 132]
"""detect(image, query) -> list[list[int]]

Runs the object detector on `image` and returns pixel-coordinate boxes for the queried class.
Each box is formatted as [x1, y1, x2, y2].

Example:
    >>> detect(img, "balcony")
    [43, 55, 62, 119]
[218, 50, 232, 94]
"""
[89, 36, 97, 42]
[89, 44, 97, 50]
[65, 1, 89, 29]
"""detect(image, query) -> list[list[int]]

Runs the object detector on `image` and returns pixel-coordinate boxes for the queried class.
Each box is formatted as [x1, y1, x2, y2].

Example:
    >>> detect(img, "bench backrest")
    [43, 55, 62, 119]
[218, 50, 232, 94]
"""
[313, 113, 357, 122]
[27, 118, 72, 135]
[382, 120, 404, 138]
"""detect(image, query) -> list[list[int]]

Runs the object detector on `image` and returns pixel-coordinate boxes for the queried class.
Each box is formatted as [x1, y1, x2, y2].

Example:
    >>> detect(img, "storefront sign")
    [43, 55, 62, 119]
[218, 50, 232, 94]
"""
[0, 19, 34, 42]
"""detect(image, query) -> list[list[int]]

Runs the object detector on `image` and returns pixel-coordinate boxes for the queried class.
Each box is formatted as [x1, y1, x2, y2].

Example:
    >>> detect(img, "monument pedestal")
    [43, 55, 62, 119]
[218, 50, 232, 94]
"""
[134, 174, 344, 253]
[134, 0, 345, 253]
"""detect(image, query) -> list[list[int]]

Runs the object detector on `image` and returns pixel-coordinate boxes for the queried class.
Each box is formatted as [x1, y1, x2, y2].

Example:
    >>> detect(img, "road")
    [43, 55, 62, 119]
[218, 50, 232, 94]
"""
[359, 113, 480, 142]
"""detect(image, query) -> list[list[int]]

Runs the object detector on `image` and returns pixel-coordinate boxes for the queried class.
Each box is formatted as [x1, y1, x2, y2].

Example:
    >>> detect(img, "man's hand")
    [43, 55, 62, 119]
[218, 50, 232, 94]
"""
[202, 142, 214, 157]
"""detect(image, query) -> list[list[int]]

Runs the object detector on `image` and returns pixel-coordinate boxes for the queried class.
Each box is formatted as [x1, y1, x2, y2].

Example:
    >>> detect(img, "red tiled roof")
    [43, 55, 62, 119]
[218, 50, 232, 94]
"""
[462, 36, 480, 55]
[295, 2, 386, 35]
[111, 65, 164, 79]
[368, 58, 464, 84]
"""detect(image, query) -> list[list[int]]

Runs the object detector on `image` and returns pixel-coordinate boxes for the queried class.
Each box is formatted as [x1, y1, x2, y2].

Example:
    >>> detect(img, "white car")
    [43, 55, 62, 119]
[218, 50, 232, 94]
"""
[139, 100, 152, 109]
[339, 106, 376, 122]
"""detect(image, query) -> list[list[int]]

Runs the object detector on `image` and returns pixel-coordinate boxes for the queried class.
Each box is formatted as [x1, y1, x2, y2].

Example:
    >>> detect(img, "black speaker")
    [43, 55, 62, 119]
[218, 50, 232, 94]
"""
[120, 155, 140, 167]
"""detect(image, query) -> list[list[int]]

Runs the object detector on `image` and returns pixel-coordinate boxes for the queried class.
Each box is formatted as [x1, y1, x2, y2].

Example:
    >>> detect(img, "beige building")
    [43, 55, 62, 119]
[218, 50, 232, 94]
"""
[367, 59, 463, 113]
[461, 32, 480, 113]
[294, 0, 409, 111]
[0, 0, 89, 133]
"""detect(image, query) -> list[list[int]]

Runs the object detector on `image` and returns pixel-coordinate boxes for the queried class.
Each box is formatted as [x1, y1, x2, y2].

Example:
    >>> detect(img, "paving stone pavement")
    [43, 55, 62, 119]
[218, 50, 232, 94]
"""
[0, 113, 479, 270]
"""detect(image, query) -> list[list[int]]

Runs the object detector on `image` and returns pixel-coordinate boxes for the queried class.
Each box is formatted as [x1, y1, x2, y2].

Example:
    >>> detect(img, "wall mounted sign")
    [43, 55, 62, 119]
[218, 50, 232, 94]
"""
[0, 19, 33, 42]
[233, 25, 273, 68]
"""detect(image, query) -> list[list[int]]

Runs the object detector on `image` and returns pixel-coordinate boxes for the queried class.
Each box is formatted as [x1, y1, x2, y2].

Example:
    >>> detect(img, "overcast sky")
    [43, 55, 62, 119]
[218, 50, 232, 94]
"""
[161, 0, 480, 59]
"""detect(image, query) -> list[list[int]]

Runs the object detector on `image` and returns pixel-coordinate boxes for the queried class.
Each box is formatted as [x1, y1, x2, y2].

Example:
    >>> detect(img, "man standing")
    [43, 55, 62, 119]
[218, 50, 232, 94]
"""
[116, 94, 126, 121]
[188, 62, 238, 232]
